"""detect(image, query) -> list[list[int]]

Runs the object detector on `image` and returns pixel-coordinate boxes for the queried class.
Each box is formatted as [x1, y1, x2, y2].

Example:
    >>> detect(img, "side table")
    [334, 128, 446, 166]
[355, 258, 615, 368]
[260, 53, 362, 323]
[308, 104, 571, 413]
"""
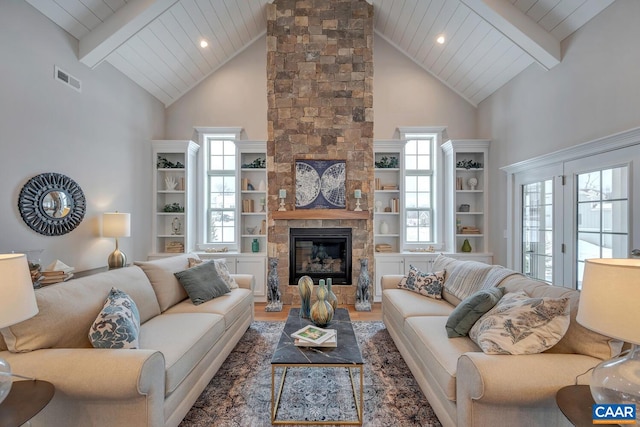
[0, 380, 55, 427]
[556, 385, 616, 427]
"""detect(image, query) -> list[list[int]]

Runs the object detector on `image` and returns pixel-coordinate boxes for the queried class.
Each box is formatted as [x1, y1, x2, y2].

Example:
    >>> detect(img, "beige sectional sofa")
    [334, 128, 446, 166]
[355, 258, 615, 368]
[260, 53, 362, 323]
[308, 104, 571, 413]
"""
[382, 255, 622, 427]
[0, 254, 254, 427]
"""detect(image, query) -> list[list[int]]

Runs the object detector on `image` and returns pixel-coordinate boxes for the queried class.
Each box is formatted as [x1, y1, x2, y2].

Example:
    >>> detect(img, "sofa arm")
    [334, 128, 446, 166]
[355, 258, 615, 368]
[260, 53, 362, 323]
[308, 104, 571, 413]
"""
[381, 275, 404, 290]
[232, 274, 254, 291]
[2, 348, 165, 400]
[457, 352, 599, 405]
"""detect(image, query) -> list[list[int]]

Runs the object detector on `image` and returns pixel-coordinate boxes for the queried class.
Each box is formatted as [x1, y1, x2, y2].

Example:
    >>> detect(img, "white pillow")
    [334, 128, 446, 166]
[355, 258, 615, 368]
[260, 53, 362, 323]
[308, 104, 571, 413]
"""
[469, 291, 570, 355]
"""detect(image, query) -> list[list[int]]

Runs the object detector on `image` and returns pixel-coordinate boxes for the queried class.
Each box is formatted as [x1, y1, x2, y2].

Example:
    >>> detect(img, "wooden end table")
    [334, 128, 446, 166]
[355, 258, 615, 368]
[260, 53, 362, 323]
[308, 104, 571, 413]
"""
[0, 380, 55, 427]
[556, 385, 617, 427]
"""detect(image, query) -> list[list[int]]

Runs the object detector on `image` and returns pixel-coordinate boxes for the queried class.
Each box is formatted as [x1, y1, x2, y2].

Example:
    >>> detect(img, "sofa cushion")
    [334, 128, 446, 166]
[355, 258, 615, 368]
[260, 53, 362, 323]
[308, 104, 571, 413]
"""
[404, 316, 480, 402]
[446, 287, 504, 338]
[398, 266, 445, 299]
[139, 312, 225, 394]
[382, 289, 454, 333]
[188, 258, 239, 290]
[89, 288, 141, 349]
[135, 254, 197, 312]
[164, 288, 253, 331]
[498, 274, 623, 360]
[469, 291, 570, 355]
[1, 267, 160, 352]
[174, 261, 231, 305]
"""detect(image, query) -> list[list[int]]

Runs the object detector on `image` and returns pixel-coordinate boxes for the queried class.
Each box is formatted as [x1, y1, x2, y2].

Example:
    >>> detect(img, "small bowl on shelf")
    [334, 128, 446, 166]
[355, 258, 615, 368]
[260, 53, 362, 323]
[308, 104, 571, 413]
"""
[246, 226, 258, 235]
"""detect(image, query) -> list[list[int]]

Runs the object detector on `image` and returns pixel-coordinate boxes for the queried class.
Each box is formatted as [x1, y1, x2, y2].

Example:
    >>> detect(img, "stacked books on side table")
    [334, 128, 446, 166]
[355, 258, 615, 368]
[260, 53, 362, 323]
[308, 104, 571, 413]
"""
[292, 325, 337, 348]
[40, 260, 75, 286]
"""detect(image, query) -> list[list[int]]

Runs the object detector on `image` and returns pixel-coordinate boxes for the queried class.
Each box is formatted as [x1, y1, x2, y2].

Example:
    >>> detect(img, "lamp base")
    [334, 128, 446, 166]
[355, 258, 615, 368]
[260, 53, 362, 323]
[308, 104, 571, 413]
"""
[590, 343, 640, 421]
[108, 249, 127, 269]
[0, 357, 11, 405]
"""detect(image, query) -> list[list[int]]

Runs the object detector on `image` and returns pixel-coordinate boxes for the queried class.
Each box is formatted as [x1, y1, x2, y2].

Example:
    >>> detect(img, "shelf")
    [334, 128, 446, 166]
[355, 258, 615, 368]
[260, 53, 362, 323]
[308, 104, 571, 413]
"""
[241, 190, 266, 194]
[157, 212, 185, 215]
[374, 168, 400, 172]
[456, 212, 483, 215]
[158, 234, 184, 238]
[242, 234, 266, 238]
[374, 189, 400, 193]
[241, 168, 266, 172]
[456, 190, 483, 193]
[157, 168, 185, 172]
[374, 234, 400, 237]
[456, 234, 484, 238]
[456, 168, 484, 172]
[157, 190, 185, 194]
[241, 212, 266, 216]
[374, 212, 400, 215]
[272, 210, 370, 220]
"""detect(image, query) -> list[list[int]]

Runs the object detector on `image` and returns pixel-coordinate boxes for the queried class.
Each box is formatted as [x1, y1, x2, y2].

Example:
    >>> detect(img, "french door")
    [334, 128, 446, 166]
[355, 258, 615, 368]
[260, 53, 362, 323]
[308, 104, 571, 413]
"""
[563, 145, 640, 289]
[513, 142, 640, 289]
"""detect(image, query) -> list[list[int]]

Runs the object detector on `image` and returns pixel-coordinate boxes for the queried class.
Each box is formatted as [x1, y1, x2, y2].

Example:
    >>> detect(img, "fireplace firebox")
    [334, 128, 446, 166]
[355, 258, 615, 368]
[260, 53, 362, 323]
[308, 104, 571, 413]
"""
[289, 228, 352, 285]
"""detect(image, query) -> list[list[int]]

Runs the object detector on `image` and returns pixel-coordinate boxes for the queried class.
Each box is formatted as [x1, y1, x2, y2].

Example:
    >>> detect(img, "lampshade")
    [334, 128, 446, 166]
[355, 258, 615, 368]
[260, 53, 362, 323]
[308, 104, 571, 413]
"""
[0, 253, 39, 329]
[103, 212, 131, 238]
[577, 258, 640, 345]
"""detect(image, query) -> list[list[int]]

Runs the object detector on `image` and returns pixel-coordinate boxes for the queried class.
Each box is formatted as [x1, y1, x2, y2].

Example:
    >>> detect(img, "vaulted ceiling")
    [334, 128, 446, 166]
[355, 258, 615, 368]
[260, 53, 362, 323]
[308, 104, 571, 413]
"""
[27, 0, 615, 107]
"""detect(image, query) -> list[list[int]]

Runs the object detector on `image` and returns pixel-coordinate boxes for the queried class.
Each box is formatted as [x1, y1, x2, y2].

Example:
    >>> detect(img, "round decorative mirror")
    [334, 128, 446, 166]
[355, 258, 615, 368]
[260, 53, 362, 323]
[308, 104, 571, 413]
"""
[18, 173, 86, 236]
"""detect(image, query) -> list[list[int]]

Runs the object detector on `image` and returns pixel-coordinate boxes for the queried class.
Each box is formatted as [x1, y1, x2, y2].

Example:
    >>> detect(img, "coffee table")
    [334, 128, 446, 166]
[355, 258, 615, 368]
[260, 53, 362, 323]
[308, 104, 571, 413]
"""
[271, 307, 364, 425]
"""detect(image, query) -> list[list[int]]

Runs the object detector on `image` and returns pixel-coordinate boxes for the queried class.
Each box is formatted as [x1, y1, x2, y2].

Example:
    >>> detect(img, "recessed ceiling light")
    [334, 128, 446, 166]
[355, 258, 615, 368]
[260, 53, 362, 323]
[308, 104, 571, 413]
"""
[436, 35, 445, 45]
[200, 39, 209, 48]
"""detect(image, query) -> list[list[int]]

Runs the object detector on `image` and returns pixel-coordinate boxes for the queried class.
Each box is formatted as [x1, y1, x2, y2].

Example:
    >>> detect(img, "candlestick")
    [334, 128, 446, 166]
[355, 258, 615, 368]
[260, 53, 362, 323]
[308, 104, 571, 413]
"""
[354, 190, 363, 211]
[278, 189, 286, 211]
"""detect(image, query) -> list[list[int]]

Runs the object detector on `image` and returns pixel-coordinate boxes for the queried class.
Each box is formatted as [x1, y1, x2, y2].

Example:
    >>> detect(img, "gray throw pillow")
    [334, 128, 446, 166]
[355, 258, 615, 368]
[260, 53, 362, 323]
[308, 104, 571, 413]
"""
[445, 287, 504, 338]
[174, 260, 231, 305]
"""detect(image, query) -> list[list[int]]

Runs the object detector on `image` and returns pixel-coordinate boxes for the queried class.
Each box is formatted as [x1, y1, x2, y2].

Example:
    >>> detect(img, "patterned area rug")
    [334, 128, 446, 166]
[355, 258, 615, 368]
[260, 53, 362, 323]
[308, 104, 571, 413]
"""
[181, 321, 442, 427]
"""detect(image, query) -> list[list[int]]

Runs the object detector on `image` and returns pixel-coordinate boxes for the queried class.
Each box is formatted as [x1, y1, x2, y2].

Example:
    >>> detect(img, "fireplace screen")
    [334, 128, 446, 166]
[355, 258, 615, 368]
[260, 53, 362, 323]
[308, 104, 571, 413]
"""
[289, 228, 352, 285]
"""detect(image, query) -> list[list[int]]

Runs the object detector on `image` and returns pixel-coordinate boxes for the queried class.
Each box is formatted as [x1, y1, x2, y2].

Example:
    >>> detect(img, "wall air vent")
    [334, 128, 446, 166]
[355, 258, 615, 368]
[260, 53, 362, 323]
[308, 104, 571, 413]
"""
[54, 66, 81, 92]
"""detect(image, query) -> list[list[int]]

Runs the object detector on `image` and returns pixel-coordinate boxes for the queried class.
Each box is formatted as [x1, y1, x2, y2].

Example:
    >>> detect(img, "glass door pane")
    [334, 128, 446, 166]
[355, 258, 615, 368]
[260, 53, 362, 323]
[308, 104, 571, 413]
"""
[522, 180, 554, 283]
[575, 166, 629, 288]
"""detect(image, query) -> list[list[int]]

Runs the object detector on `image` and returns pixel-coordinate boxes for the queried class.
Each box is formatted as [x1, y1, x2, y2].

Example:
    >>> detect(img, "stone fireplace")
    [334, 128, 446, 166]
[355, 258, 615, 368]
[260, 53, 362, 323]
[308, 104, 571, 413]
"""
[266, 0, 374, 305]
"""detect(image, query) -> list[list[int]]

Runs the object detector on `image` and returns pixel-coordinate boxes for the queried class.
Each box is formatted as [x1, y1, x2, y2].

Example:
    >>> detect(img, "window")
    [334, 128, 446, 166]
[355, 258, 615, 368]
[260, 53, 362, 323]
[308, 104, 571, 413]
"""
[404, 136, 436, 245]
[206, 137, 236, 244]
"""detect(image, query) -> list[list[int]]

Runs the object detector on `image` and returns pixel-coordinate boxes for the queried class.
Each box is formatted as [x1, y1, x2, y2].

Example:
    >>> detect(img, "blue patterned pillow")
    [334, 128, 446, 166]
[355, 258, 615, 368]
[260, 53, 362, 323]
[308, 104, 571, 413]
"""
[89, 288, 141, 349]
[397, 266, 445, 299]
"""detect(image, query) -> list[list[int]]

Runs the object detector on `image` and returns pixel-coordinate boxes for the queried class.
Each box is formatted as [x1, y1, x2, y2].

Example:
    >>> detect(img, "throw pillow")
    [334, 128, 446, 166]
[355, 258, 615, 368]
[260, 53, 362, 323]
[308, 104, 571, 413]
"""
[188, 258, 238, 290]
[445, 287, 505, 338]
[397, 265, 445, 299]
[469, 291, 570, 355]
[175, 260, 231, 305]
[89, 288, 141, 349]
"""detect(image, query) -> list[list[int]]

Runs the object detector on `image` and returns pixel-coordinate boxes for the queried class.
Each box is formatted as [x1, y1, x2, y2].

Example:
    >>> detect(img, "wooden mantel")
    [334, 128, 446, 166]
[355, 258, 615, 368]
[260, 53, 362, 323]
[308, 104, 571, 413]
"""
[271, 210, 370, 220]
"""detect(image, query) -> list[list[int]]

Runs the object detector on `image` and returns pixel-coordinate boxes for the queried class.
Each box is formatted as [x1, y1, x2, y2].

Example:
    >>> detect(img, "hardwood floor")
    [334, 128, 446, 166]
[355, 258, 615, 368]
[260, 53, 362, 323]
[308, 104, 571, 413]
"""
[254, 302, 382, 321]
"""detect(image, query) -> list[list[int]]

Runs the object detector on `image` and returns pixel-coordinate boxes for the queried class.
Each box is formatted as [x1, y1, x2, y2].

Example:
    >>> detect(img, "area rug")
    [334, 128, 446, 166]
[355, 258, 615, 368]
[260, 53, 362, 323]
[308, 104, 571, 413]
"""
[180, 321, 442, 427]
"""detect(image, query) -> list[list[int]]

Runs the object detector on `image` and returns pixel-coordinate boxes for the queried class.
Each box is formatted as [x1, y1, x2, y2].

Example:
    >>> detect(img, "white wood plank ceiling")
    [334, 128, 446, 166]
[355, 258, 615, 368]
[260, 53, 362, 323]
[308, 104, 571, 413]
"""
[25, 0, 615, 107]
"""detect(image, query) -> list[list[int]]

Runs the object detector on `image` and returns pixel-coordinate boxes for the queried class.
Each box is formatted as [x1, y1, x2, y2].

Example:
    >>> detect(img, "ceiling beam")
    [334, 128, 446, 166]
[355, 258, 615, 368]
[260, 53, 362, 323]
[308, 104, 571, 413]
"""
[79, 0, 179, 68]
[460, 0, 561, 70]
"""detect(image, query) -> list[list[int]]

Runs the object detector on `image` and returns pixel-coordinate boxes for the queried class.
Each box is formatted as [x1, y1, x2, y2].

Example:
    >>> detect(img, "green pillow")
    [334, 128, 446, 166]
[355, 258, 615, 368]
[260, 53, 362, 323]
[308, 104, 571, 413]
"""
[445, 287, 504, 338]
[174, 260, 231, 305]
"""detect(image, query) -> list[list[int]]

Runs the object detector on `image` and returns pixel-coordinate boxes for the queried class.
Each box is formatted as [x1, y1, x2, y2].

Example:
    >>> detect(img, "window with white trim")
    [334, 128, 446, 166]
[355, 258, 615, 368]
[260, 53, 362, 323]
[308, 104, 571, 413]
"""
[404, 138, 435, 244]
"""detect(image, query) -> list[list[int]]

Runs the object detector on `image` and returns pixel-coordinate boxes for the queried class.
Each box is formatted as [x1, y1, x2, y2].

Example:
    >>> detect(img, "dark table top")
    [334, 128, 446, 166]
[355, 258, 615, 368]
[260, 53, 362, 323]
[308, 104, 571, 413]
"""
[556, 385, 617, 427]
[0, 380, 55, 427]
[271, 308, 363, 366]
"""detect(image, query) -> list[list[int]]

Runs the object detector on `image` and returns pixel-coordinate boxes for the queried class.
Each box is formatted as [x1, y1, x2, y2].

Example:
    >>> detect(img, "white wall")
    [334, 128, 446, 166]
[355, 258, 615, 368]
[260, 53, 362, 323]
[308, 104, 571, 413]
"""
[0, 1, 164, 271]
[373, 35, 476, 140]
[477, 0, 640, 265]
[165, 34, 477, 141]
[165, 37, 269, 141]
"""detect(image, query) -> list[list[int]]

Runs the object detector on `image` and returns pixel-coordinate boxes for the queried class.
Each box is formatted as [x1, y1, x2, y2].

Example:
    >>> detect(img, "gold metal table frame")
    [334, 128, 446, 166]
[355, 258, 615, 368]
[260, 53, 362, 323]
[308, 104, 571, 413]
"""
[271, 363, 364, 425]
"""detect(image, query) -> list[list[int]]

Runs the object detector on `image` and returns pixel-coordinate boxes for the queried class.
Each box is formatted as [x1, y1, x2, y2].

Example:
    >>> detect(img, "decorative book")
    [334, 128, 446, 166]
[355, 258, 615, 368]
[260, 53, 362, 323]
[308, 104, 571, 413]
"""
[295, 333, 337, 347]
[291, 325, 336, 345]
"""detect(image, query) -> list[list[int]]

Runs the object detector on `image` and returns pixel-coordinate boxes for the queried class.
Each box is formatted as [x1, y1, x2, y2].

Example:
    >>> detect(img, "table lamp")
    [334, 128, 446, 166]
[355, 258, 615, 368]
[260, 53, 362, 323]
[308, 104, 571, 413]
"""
[0, 253, 39, 404]
[103, 212, 131, 269]
[577, 258, 640, 418]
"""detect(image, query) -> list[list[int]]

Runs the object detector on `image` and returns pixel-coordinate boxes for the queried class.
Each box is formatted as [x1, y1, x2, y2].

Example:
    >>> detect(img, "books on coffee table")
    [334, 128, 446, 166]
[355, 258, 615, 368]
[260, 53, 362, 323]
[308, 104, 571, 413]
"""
[292, 325, 337, 346]
[295, 333, 337, 347]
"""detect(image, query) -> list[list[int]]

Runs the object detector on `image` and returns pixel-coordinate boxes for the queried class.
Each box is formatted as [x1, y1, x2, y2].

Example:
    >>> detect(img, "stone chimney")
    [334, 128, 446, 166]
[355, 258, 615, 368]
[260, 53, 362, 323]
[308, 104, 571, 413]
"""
[266, 0, 374, 305]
